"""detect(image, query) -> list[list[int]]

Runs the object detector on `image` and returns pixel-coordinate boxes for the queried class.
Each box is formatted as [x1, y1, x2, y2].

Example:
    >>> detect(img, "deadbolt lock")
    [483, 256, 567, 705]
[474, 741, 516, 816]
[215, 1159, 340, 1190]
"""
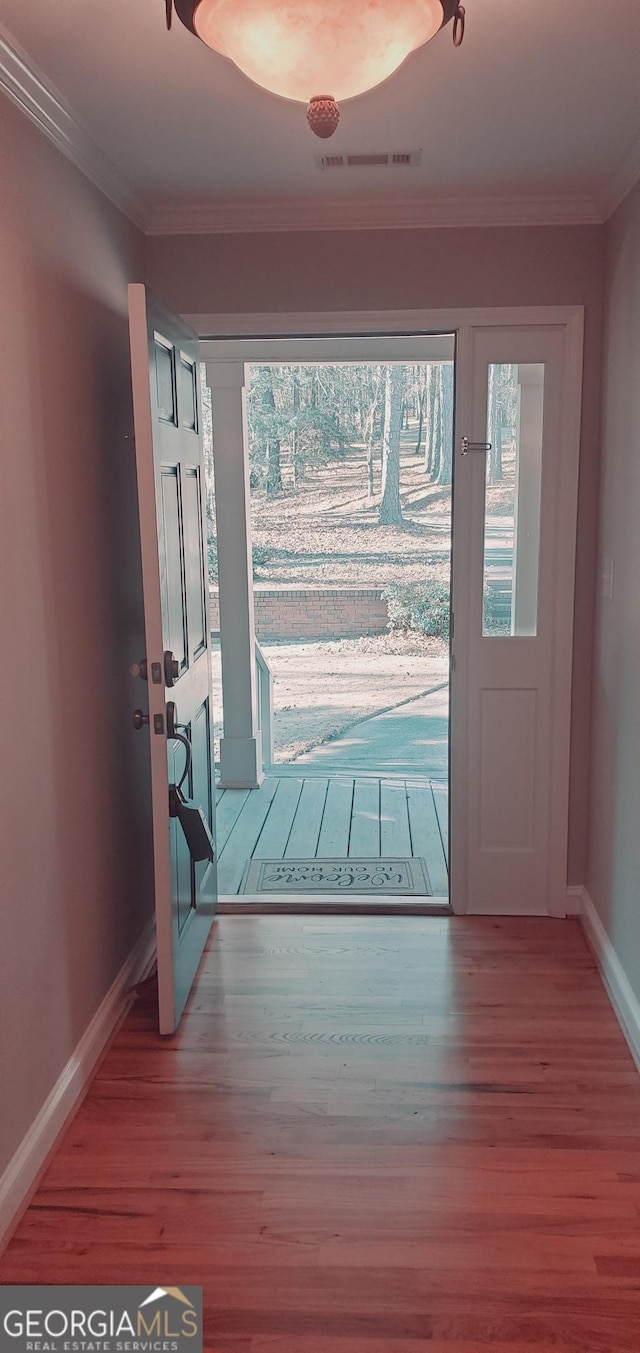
[164, 650, 180, 687]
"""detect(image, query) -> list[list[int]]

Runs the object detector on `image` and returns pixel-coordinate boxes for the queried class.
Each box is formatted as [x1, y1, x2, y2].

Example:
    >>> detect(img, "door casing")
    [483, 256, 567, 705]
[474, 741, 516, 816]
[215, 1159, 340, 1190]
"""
[198, 306, 584, 917]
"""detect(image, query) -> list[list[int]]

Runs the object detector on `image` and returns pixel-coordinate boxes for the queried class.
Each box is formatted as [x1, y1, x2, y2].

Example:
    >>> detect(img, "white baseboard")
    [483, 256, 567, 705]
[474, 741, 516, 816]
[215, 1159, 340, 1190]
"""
[0, 917, 156, 1252]
[576, 887, 640, 1074]
[565, 884, 585, 917]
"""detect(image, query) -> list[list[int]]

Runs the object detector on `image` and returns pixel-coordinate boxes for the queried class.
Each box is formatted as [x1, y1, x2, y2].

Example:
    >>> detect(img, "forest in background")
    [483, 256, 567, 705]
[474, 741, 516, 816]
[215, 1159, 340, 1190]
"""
[246, 362, 452, 527]
[245, 361, 518, 520]
[202, 360, 519, 531]
[201, 361, 520, 640]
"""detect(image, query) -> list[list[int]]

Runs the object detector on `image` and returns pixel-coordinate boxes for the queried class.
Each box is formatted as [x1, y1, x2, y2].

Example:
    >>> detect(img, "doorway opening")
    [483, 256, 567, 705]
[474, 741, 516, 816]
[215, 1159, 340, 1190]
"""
[129, 293, 583, 1027]
[207, 341, 455, 904]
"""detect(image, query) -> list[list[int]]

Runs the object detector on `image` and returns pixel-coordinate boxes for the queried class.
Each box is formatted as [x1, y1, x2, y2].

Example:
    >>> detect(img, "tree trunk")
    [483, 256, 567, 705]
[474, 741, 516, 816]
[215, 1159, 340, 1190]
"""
[427, 366, 442, 480]
[436, 363, 454, 485]
[487, 364, 504, 483]
[266, 437, 282, 494]
[367, 433, 375, 498]
[379, 365, 404, 526]
[263, 374, 282, 495]
[290, 369, 302, 487]
[363, 366, 381, 498]
[493, 422, 503, 482]
[414, 381, 426, 454]
[424, 365, 436, 476]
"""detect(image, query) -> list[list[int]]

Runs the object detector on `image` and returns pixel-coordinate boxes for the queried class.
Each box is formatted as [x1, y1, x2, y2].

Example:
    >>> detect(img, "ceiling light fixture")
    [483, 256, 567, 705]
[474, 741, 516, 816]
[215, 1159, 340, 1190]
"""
[166, 0, 466, 137]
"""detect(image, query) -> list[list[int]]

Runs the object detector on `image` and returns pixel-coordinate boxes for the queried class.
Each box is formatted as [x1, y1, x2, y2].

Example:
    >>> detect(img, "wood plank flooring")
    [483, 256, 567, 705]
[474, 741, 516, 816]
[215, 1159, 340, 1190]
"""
[2, 917, 640, 1351]
[216, 773, 449, 896]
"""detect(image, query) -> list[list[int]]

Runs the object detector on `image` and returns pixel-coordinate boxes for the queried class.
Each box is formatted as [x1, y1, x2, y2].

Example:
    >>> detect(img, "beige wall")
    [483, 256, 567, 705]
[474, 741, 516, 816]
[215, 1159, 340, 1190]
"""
[0, 83, 615, 1187]
[0, 95, 152, 1178]
[147, 223, 605, 884]
[587, 179, 640, 1002]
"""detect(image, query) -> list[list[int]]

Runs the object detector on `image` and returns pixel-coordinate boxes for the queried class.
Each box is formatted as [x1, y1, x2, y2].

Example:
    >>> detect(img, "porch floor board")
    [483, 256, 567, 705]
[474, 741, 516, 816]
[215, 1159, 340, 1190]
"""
[216, 769, 449, 898]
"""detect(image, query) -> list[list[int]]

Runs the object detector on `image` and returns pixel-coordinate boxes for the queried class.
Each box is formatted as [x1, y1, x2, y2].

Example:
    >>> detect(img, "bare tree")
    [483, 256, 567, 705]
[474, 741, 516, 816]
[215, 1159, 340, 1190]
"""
[290, 367, 302, 486]
[487, 363, 502, 484]
[487, 364, 519, 483]
[425, 364, 441, 479]
[362, 365, 382, 498]
[436, 363, 454, 485]
[262, 369, 283, 495]
[421, 363, 454, 485]
[379, 365, 404, 526]
[414, 368, 427, 455]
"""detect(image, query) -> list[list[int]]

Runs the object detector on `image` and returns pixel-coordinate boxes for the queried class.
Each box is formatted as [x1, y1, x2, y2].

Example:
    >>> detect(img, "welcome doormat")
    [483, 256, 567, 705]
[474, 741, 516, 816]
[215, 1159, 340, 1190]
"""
[240, 858, 431, 896]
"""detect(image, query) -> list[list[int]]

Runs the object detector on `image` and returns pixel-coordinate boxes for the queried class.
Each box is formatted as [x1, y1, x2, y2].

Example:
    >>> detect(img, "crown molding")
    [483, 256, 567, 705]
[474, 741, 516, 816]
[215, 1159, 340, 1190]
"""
[146, 192, 603, 236]
[0, 26, 149, 231]
[598, 131, 640, 221]
[1, 21, 625, 239]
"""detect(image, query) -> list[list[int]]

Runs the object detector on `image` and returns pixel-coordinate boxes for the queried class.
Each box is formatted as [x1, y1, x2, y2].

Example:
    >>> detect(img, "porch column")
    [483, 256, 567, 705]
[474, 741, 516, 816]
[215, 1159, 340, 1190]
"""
[205, 360, 263, 788]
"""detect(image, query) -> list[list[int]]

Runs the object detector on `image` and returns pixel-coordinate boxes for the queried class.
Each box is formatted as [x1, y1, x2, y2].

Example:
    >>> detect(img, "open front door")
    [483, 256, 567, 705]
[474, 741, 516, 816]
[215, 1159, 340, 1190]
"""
[129, 284, 217, 1033]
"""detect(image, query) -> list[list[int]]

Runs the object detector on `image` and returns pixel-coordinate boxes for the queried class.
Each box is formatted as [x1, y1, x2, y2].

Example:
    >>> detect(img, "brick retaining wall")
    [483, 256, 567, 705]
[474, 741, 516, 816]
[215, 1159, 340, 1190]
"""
[210, 586, 388, 640]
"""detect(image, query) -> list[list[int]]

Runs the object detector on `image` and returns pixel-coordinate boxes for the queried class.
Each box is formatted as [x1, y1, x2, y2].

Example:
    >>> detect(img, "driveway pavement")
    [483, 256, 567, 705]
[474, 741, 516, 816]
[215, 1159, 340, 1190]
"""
[293, 683, 449, 780]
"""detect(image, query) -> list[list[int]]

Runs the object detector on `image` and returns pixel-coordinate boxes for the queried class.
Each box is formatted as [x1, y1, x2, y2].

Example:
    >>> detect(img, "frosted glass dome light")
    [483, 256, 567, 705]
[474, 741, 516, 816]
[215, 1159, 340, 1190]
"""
[169, 0, 466, 134]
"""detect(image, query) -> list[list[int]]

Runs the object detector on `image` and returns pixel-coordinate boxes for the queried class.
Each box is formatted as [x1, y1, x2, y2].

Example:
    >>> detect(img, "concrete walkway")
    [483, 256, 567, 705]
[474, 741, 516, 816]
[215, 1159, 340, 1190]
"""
[290, 683, 450, 780]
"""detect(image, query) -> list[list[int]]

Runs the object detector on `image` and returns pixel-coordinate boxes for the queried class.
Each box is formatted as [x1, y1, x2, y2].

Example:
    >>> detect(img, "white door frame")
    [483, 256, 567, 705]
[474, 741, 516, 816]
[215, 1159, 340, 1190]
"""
[196, 306, 584, 916]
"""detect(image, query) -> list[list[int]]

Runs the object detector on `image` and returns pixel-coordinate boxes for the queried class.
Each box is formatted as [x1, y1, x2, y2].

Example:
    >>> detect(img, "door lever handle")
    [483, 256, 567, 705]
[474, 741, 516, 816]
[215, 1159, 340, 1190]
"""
[166, 700, 191, 779]
[461, 438, 492, 455]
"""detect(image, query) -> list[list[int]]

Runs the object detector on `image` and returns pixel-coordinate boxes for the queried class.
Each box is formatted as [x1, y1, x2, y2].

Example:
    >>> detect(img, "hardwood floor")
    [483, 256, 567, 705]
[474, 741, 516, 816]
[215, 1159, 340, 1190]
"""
[2, 917, 640, 1351]
[216, 773, 449, 896]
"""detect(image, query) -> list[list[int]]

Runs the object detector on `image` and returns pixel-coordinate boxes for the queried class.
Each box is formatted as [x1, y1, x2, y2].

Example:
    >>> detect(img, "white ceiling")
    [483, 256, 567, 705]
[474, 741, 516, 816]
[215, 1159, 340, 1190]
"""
[1, 0, 640, 231]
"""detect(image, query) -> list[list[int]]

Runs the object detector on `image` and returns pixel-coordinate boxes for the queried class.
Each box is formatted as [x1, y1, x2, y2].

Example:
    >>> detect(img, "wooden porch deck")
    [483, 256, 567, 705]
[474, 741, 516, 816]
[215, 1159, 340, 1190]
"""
[215, 770, 448, 898]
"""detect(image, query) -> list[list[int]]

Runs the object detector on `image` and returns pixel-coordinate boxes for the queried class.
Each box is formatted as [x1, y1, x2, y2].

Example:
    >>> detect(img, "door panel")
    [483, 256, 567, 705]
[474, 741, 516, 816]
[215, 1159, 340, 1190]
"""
[129, 284, 217, 1033]
[155, 336, 177, 423]
[451, 322, 581, 916]
[479, 687, 537, 849]
[179, 352, 198, 431]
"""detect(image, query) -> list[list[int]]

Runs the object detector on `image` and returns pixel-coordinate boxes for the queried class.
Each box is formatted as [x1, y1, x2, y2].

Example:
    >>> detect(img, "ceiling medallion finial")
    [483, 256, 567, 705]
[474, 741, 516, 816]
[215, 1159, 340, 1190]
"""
[168, 1, 466, 137]
[306, 96, 341, 140]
